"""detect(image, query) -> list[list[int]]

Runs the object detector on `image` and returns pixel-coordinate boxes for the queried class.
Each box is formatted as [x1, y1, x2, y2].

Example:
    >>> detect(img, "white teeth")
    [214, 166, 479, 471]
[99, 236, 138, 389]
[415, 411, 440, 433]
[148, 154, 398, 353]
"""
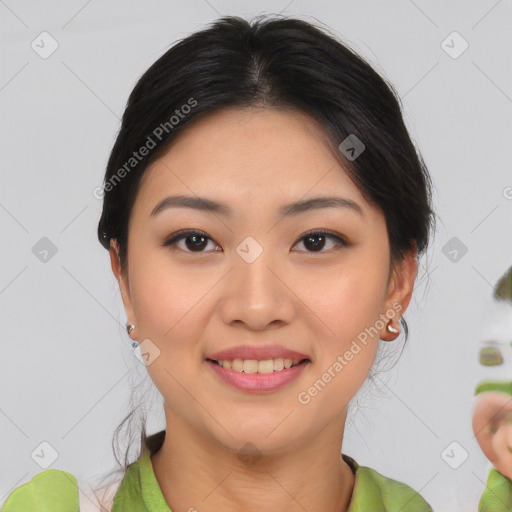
[273, 358, 284, 371]
[232, 359, 243, 372]
[243, 359, 259, 373]
[216, 357, 305, 373]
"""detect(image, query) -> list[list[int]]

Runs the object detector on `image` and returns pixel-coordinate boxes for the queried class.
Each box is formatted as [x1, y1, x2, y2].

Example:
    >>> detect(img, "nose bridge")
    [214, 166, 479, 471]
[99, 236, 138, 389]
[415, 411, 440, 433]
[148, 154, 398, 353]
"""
[233, 235, 283, 303]
[219, 234, 295, 328]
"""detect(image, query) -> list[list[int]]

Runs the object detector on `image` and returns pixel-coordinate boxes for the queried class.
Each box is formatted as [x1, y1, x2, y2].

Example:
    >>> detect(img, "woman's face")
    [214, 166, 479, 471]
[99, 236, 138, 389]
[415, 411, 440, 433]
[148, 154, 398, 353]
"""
[111, 106, 417, 454]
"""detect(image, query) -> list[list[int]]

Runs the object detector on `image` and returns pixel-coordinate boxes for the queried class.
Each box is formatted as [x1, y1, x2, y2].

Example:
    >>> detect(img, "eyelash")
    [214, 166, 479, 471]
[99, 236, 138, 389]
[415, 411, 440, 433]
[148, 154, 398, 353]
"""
[162, 229, 348, 254]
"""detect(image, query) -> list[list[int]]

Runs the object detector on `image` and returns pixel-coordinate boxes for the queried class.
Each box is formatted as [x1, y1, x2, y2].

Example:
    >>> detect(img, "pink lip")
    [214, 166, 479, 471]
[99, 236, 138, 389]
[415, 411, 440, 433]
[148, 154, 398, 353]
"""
[206, 359, 310, 393]
[206, 345, 311, 362]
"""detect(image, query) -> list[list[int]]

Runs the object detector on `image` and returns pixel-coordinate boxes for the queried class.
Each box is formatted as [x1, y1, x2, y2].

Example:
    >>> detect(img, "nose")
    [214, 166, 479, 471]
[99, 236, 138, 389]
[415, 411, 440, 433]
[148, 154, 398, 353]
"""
[217, 245, 296, 331]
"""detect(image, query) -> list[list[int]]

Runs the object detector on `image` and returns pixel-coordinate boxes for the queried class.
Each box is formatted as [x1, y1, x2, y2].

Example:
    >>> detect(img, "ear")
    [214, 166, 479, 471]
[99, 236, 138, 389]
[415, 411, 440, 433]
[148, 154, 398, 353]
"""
[109, 239, 137, 335]
[379, 242, 418, 341]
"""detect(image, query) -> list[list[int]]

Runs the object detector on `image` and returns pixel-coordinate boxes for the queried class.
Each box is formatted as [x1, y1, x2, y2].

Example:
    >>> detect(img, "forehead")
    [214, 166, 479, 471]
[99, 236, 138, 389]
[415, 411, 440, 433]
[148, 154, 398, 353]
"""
[136, 107, 368, 213]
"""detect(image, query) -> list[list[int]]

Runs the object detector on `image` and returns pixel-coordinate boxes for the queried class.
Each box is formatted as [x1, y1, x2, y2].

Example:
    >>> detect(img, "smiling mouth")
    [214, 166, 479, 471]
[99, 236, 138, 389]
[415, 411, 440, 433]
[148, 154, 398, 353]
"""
[206, 357, 310, 374]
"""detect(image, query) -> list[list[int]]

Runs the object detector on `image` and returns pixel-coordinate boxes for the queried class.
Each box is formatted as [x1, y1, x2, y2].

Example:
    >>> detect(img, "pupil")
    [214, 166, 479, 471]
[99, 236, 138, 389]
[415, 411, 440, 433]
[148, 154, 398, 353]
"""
[305, 234, 325, 251]
[186, 234, 207, 251]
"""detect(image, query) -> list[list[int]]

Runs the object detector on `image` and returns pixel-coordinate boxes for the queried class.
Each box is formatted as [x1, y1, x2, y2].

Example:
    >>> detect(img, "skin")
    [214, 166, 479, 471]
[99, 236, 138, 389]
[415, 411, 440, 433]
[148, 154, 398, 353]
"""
[109, 106, 418, 512]
[473, 392, 512, 480]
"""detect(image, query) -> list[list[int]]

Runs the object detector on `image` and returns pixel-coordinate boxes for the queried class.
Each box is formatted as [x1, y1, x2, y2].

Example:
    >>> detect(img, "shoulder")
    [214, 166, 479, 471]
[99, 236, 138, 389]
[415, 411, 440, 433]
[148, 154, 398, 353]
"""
[1, 469, 79, 511]
[358, 465, 433, 510]
[1, 468, 124, 512]
[343, 454, 433, 511]
[479, 467, 512, 511]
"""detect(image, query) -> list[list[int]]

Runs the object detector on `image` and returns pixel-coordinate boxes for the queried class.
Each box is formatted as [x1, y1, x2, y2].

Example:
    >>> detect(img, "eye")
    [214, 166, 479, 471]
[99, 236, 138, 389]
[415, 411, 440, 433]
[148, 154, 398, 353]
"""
[162, 229, 348, 254]
[162, 230, 220, 253]
[292, 229, 348, 253]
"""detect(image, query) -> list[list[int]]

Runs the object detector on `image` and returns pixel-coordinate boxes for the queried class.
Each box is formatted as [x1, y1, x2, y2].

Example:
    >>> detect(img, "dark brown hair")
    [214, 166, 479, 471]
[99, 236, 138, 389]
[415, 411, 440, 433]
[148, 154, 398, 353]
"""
[96, 14, 436, 475]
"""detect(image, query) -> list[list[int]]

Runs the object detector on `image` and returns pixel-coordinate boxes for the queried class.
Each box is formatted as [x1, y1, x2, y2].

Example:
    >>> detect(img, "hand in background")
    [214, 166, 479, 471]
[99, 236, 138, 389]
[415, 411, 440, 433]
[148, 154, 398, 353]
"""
[473, 389, 512, 481]
[473, 266, 512, 483]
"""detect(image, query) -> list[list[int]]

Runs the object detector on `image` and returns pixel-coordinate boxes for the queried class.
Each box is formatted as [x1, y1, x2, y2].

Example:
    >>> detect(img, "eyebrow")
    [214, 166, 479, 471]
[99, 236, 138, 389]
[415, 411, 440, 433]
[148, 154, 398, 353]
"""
[150, 194, 364, 218]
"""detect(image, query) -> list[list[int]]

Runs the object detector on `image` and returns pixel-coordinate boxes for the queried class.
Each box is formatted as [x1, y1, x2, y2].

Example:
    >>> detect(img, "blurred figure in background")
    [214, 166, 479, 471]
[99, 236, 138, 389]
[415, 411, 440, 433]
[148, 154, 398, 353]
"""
[473, 265, 512, 507]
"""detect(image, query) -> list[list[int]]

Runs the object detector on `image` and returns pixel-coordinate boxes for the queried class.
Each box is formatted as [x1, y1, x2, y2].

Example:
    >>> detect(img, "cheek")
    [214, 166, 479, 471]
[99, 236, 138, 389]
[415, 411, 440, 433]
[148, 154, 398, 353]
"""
[129, 249, 212, 339]
[127, 257, 218, 401]
[297, 253, 387, 400]
[128, 258, 210, 401]
[303, 256, 388, 342]
[298, 280, 383, 419]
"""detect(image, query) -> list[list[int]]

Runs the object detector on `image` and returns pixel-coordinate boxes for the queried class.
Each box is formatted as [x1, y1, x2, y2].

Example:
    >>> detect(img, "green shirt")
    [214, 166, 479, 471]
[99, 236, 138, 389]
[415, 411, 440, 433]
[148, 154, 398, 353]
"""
[1, 430, 511, 511]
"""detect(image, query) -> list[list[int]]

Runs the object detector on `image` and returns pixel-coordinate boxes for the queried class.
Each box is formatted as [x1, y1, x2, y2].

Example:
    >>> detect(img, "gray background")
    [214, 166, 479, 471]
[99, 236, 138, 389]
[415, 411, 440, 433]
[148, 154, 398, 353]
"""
[1, 1, 512, 510]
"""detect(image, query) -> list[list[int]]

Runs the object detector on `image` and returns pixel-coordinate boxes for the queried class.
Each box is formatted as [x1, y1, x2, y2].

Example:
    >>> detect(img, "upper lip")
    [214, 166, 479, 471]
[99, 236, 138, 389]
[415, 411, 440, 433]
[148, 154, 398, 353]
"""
[206, 345, 311, 362]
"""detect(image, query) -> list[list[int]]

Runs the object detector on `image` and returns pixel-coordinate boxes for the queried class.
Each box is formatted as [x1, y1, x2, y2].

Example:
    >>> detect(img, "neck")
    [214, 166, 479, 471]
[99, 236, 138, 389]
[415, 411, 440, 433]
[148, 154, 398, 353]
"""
[150, 411, 355, 512]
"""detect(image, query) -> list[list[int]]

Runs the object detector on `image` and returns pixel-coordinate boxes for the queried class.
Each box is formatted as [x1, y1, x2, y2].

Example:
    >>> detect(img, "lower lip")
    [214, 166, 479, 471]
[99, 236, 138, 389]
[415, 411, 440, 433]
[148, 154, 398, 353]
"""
[205, 359, 310, 393]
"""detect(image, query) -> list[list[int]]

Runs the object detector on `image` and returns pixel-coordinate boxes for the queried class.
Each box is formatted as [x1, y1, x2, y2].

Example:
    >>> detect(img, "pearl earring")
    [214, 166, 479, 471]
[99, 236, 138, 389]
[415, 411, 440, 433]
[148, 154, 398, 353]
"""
[386, 320, 399, 334]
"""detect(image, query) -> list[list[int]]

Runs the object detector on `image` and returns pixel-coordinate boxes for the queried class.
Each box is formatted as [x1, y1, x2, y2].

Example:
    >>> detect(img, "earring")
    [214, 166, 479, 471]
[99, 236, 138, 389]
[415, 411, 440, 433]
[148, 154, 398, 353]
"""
[386, 320, 399, 334]
[126, 324, 138, 348]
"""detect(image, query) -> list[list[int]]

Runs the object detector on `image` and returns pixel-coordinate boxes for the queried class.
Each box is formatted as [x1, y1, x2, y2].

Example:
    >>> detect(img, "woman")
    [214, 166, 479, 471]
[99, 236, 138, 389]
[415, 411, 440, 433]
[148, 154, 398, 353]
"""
[2, 14, 510, 512]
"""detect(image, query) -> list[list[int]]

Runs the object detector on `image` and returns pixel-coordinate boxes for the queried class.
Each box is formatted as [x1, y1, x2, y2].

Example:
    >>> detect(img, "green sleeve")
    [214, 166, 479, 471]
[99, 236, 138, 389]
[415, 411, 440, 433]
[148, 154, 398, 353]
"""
[1, 469, 79, 512]
[347, 466, 433, 511]
[479, 468, 512, 511]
